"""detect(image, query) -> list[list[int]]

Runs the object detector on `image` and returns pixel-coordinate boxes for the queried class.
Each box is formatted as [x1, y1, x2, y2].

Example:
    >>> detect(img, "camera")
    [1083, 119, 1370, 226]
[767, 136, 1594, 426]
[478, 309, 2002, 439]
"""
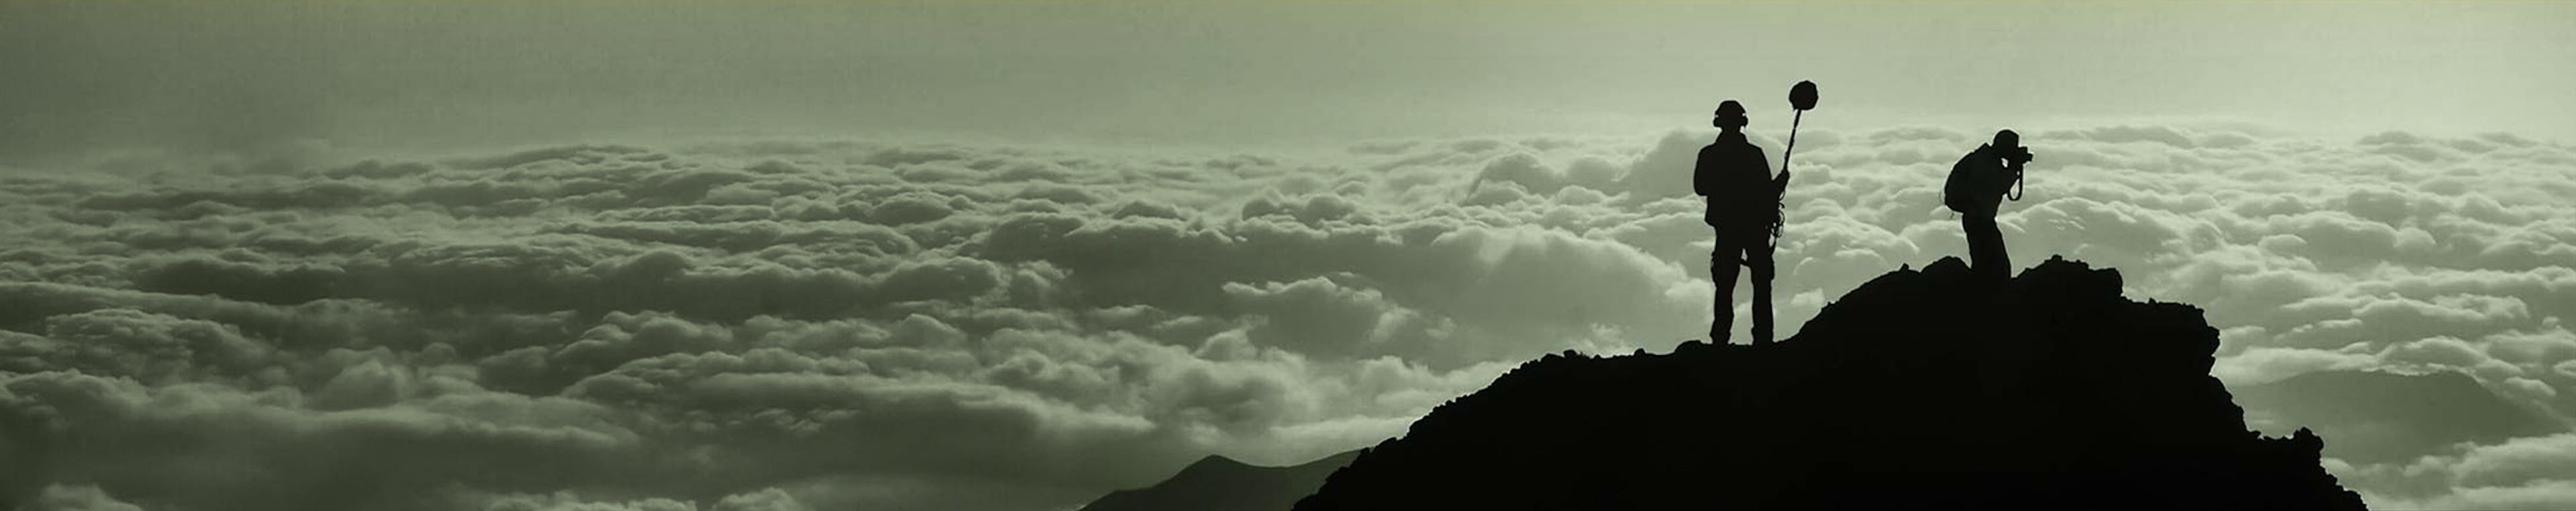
[2000, 146, 2034, 165]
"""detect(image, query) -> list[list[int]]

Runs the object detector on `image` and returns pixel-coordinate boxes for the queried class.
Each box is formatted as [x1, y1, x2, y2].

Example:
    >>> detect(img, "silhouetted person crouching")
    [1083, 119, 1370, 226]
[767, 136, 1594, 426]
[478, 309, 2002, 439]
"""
[1697, 100, 1788, 344]
[1943, 130, 2033, 281]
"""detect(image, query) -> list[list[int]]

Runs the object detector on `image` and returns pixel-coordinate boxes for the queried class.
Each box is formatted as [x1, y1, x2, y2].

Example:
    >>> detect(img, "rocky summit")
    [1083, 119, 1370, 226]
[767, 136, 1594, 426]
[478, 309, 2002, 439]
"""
[1293, 256, 2367, 510]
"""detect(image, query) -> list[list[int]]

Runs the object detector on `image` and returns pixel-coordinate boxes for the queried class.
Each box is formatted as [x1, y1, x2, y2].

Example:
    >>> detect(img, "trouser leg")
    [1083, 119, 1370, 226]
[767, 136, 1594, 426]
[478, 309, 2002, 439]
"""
[1709, 240, 1741, 342]
[1748, 244, 1775, 344]
[1965, 210, 2008, 281]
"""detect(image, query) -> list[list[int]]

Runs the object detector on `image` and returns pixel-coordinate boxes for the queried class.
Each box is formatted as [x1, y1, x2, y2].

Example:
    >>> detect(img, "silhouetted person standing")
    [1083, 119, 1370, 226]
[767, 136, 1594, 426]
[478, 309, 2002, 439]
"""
[1696, 100, 1787, 344]
[1943, 130, 2033, 281]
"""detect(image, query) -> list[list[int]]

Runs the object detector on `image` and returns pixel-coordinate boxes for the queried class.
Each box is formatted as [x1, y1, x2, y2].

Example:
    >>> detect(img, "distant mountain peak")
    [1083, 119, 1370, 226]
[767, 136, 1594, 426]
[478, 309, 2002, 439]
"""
[1081, 451, 1360, 511]
[1180, 454, 1254, 471]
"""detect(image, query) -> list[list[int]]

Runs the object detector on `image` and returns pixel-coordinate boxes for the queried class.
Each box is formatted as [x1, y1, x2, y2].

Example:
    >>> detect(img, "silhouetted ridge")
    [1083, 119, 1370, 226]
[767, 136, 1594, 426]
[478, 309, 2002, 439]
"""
[1083, 451, 1361, 511]
[1297, 256, 2366, 510]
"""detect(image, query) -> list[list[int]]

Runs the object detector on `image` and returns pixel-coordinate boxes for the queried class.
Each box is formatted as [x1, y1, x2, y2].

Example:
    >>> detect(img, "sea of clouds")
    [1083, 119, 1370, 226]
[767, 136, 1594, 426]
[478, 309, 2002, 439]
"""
[2, 124, 2571, 510]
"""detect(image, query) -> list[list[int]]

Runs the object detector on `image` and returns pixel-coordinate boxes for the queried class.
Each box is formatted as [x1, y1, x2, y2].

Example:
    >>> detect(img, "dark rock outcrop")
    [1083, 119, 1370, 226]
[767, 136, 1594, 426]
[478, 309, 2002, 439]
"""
[1083, 450, 1362, 511]
[1296, 256, 2367, 510]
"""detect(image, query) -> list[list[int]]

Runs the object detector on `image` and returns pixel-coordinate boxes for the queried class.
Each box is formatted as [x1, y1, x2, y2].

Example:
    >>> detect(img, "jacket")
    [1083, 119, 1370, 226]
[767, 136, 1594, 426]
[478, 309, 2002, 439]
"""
[1695, 132, 1781, 234]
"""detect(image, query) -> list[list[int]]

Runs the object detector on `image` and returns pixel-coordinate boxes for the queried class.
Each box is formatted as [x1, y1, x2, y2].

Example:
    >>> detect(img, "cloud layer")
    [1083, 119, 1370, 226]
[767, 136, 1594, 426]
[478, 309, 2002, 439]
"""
[1, 124, 2571, 509]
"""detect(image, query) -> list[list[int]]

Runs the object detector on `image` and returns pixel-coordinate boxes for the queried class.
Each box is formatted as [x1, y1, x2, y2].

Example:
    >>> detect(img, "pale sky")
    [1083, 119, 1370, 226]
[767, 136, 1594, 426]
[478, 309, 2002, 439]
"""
[4, 1, 2571, 162]
[4, 3, 2575, 510]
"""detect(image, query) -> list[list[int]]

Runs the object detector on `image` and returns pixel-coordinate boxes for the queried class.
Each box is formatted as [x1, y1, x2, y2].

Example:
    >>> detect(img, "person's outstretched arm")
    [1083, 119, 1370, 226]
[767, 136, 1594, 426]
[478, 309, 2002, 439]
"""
[1754, 150, 1782, 196]
[2001, 158, 2026, 199]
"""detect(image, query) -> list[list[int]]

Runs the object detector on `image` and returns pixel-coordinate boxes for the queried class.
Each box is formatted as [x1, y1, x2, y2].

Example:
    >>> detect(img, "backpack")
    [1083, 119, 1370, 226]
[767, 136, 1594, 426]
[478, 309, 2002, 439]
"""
[1943, 146, 1988, 214]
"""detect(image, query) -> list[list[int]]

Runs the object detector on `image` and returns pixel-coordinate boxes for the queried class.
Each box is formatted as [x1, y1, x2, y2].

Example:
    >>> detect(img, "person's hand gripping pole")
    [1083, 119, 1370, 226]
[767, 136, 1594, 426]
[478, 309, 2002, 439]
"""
[1767, 80, 1819, 254]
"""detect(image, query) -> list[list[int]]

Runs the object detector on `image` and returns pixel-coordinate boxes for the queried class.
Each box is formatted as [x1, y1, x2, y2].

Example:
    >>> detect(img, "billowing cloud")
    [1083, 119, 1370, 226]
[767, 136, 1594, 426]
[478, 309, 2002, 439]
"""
[2337, 432, 2576, 510]
[20, 484, 143, 511]
[0, 124, 2570, 508]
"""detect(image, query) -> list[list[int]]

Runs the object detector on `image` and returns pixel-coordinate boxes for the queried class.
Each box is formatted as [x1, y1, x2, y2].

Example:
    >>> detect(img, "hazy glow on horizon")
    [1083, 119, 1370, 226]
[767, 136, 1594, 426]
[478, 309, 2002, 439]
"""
[3, 1, 2571, 162]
